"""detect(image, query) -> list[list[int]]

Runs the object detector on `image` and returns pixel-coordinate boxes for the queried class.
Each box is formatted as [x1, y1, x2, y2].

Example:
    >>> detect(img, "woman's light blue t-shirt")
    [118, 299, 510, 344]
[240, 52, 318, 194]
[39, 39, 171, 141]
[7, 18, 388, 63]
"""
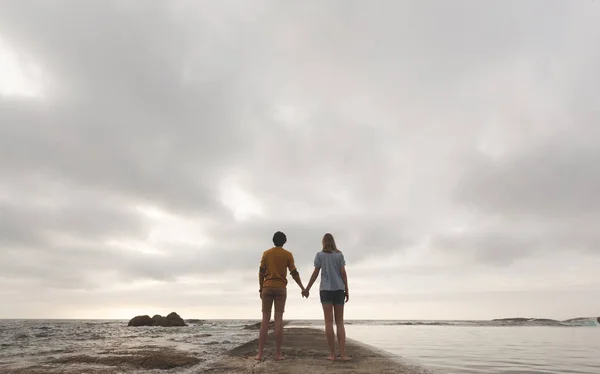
[314, 251, 346, 291]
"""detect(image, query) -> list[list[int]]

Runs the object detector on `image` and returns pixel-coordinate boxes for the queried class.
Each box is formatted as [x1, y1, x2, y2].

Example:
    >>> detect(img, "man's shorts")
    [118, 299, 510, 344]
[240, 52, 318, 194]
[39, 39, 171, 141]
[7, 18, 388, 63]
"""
[320, 290, 345, 305]
[261, 287, 287, 314]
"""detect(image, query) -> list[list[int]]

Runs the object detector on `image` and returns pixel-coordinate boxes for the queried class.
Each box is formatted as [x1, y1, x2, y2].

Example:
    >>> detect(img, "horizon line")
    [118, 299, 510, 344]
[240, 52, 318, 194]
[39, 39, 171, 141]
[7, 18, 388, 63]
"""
[0, 316, 595, 321]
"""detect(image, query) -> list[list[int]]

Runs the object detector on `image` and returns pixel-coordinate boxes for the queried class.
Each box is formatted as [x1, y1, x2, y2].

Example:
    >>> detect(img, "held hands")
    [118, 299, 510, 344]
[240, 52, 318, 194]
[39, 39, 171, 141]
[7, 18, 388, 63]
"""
[301, 288, 310, 298]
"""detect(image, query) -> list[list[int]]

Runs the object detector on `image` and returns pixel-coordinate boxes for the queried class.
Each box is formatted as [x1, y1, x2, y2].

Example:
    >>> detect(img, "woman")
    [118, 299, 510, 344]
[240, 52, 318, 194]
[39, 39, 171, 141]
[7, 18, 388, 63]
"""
[303, 233, 351, 361]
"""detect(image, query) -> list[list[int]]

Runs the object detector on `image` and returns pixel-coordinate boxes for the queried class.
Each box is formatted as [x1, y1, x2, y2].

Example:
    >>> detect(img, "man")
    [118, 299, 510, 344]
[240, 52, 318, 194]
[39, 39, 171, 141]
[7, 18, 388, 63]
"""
[256, 231, 305, 361]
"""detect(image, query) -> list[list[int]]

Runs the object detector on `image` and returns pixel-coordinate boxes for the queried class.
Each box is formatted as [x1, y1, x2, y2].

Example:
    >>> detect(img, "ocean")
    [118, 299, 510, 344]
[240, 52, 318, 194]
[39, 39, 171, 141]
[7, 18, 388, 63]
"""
[1, 318, 598, 373]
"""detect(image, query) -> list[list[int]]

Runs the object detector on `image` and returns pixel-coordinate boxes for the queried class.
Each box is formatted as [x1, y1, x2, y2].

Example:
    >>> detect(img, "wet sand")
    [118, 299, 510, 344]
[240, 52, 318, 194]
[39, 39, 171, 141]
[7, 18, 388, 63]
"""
[206, 327, 432, 373]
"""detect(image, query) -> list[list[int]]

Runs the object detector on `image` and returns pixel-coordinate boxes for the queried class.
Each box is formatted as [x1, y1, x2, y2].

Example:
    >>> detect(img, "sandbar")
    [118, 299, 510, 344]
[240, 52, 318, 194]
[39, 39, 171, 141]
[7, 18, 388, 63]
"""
[206, 327, 432, 373]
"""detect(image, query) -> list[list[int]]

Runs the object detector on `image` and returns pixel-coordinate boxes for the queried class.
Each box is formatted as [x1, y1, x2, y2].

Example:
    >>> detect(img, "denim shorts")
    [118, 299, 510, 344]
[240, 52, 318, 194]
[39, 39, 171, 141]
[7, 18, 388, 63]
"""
[319, 290, 345, 305]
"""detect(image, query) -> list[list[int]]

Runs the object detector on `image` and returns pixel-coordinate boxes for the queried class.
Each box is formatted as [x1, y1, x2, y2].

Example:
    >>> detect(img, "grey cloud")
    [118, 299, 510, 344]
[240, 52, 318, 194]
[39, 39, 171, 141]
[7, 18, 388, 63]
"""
[440, 124, 600, 265]
[0, 198, 146, 246]
[431, 228, 546, 266]
[0, 1, 260, 217]
[429, 216, 600, 267]
[1, 241, 189, 289]
[0, 185, 411, 289]
[1, 0, 600, 318]
[456, 128, 600, 218]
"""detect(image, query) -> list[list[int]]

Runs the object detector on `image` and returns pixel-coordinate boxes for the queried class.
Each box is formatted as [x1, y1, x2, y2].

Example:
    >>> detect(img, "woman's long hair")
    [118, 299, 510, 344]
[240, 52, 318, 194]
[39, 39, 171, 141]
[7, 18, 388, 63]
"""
[322, 233, 339, 253]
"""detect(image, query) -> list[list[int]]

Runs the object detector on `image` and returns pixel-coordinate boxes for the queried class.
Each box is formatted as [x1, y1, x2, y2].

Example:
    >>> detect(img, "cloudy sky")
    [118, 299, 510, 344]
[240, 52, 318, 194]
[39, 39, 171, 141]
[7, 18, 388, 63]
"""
[1, 0, 599, 320]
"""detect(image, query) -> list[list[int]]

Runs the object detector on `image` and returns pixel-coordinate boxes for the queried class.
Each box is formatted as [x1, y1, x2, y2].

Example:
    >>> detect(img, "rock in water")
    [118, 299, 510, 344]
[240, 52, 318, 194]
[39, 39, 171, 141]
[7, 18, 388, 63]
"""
[164, 312, 186, 327]
[127, 312, 187, 327]
[152, 314, 166, 326]
[597, 317, 600, 324]
[48, 348, 201, 370]
[128, 315, 153, 327]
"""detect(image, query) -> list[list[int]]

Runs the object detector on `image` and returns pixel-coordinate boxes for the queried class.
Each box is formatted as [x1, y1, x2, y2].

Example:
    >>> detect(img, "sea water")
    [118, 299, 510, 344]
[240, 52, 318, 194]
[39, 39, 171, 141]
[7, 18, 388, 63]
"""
[345, 324, 600, 374]
[0, 319, 256, 373]
[291, 319, 600, 374]
[0, 319, 598, 373]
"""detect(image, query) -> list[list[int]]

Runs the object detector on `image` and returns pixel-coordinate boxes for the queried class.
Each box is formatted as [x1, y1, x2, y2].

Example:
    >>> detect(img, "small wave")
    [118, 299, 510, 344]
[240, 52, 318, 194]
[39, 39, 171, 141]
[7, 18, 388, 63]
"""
[562, 317, 599, 327]
[73, 333, 104, 341]
[392, 322, 453, 326]
[186, 319, 205, 325]
[491, 318, 572, 327]
[47, 348, 77, 354]
[488, 317, 600, 327]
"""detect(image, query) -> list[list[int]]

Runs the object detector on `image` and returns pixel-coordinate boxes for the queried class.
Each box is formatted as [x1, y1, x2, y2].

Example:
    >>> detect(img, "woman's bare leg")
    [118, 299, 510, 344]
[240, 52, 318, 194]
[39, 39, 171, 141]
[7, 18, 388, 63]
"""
[322, 304, 336, 360]
[334, 304, 351, 360]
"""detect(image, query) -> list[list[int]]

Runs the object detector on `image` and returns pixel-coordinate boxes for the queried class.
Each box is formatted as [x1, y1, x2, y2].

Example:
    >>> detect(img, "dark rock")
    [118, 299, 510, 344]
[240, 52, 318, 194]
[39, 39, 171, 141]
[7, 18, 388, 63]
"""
[128, 312, 186, 327]
[597, 317, 600, 324]
[48, 348, 202, 370]
[138, 354, 198, 370]
[128, 315, 153, 327]
[163, 312, 186, 327]
[152, 314, 166, 326]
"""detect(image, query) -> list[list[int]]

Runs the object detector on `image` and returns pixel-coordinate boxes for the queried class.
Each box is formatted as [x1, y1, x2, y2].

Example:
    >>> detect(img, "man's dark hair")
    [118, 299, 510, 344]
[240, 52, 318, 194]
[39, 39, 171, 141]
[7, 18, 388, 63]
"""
[272, 231, 287, 247]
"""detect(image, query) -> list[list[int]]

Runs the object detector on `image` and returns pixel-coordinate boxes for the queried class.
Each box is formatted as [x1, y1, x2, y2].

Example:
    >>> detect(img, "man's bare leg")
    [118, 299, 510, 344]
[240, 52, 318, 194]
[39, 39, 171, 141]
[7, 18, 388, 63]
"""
[274, 311, 285, 360]
[255, 311, 270, 360]
[322, 304, 336, 360]
[334, 304, 351, 361]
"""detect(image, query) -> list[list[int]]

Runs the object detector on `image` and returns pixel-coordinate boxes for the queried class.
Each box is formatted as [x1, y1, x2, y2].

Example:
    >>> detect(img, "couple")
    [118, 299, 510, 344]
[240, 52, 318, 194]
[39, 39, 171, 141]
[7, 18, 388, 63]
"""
[256, 231, 350, 362]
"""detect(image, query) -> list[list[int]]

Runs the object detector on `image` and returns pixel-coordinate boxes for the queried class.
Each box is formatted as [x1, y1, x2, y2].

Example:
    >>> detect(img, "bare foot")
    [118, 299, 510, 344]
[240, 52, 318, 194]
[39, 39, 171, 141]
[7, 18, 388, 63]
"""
[326, 355, 336, 361]
[255, 353, 263, 361]
[275, 355, 286, 361]
[341, 356, 352, 361]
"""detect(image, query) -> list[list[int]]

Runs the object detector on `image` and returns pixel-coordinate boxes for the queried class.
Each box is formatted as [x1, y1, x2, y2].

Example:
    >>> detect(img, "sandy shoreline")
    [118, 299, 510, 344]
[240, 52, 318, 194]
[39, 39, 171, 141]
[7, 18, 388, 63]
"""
[206, 327, 432, 373]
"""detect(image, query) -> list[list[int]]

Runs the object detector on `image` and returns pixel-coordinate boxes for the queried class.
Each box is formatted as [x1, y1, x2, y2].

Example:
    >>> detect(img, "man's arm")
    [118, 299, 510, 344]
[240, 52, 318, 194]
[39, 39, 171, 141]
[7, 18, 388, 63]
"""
[288, 253, 305, 292]
[258, 254, 266, 297]
[290, 269, 305, 292]
[258, 269, 265, 291]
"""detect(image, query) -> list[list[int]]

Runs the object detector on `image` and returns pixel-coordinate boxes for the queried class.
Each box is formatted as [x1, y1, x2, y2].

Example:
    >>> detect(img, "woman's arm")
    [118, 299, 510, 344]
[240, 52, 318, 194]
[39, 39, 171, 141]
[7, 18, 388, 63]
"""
[340, 265, 349, 302]
[304, 253, 322, 297]
[305, 267, 320, 294]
